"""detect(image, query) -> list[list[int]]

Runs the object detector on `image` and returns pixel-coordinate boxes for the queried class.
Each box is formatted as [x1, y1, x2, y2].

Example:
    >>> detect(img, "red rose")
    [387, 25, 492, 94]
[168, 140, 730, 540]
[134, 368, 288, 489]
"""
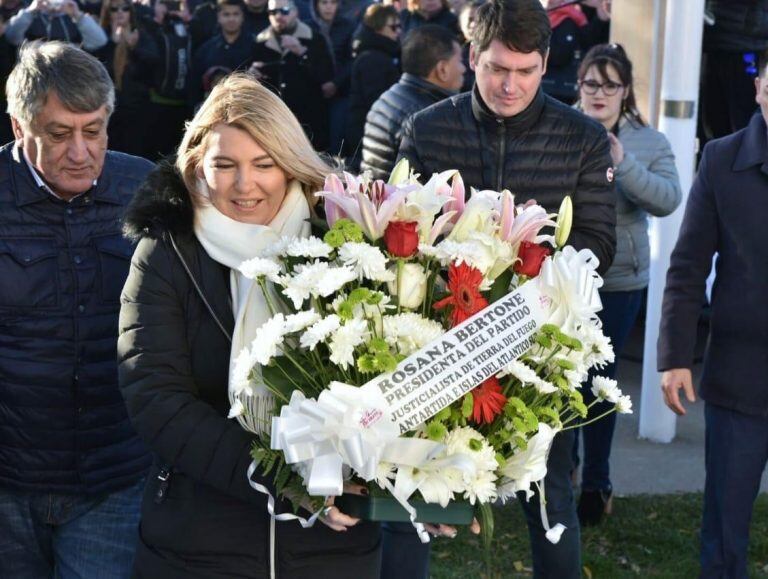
[514, 241, 551, 277]
[384, 221, 419, 257]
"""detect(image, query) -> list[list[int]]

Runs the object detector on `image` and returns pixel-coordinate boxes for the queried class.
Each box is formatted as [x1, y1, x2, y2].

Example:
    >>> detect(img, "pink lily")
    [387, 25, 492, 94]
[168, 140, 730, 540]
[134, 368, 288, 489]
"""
[499, 190, 515, 241]
[443, 173, 466, 224]
[320, 173, 348, 227]
[317, 179, 407, 241]
[502, 202, 557, 247]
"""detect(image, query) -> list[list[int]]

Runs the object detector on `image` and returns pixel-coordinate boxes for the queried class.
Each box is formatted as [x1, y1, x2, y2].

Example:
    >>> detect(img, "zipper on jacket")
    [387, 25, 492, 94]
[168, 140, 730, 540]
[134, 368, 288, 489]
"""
[625, 229, 639, 274]
[496, 120, 506, 191]
[154, 466, 172, 504]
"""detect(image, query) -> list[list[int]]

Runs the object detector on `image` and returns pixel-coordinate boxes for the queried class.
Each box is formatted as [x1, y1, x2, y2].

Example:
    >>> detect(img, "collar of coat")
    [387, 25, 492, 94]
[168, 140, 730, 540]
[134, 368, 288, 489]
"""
[470, 84, 546, 135]
[733, 113, 768, 174]
[256, 21, 313, 54]
[122, 160, 194, 241]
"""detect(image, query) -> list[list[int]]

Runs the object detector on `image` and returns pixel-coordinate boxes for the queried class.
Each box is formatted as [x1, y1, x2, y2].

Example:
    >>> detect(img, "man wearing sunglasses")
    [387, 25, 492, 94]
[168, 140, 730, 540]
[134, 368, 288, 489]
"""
[398, 1, 615, 578]
[251, 0, 334, 150]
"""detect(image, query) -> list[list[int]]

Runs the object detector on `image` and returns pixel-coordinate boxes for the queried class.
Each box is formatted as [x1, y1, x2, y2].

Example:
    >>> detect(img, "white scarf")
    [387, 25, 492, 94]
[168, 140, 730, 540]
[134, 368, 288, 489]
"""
[194, 181, 311, 434]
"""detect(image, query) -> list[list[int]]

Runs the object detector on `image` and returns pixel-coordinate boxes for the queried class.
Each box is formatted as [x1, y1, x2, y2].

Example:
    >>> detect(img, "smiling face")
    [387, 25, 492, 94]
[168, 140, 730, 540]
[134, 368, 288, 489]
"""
[471, 40, 546, 118]
[579, 63, 627, 129]
[199, 123, 289, 224]
[12, 91, 108, 200]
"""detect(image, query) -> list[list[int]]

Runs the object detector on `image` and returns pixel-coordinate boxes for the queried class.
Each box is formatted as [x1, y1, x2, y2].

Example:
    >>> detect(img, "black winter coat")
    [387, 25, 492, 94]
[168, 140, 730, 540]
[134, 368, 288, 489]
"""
[398, 87, 616, 274]
[253, 22, 334, 151]
[658, 113, 768, 416]
[310, 15, 356, 95]
[189, 31, 256, 107]
[119, 163, 381, 578]
[0, 144, 153, 494]
[345, 25, 400, 166]
[361, 73, 453, 180]
[704, 0, 768, 53]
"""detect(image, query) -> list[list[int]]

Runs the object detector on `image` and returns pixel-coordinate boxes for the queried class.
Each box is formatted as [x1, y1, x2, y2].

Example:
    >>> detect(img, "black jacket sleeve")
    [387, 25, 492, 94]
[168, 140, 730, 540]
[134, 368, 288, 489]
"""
[395, 114, 426, 178]
[117, 236, 276, 504]
[657, 144, 718, 371]
[570, 128, 617, 274]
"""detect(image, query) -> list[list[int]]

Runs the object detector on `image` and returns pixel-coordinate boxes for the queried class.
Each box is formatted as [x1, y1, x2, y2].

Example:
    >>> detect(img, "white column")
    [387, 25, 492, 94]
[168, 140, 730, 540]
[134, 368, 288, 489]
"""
[639, 0, 705, 442]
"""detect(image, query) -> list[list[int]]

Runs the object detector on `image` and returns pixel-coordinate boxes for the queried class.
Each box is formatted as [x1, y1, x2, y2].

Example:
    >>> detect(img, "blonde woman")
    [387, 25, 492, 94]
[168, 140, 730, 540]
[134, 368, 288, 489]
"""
[118, 73, 382, 578]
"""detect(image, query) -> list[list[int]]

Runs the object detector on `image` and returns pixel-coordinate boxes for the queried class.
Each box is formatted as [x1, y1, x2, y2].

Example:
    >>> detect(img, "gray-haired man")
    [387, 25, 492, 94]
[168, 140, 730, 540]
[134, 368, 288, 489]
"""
[0, 41, 152, 578]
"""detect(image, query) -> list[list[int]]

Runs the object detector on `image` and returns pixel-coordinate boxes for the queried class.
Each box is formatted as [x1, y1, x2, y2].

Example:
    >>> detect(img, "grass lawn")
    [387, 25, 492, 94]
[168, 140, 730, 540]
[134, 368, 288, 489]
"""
[430, 494, 768, 578]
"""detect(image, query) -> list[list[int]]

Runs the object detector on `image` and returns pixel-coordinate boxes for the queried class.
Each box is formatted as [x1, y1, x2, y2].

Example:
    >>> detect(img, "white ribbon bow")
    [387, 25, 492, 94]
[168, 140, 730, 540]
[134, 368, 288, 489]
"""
[271, 382, 400, 496]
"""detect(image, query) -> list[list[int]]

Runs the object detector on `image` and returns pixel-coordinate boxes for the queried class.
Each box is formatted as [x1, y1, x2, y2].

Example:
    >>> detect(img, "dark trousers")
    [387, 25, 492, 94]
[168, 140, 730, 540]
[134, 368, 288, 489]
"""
[379, 430, 581, 579]
[701, 403, 768, 579]
[575, 289, 643, 491]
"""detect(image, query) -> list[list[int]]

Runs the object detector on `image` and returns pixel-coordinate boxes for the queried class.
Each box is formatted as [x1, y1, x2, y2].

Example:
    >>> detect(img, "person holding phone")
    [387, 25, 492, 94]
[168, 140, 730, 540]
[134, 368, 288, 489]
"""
[5, 0, 107, 50]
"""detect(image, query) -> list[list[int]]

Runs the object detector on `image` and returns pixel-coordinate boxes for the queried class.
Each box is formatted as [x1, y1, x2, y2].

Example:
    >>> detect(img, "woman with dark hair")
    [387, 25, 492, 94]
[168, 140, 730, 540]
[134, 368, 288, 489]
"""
[345, 3, 401, 168]
[96, 0, 158, 156]
[400, 0, 458, 36]
[309, 0, 355, 154]
[574, 43, 682, 525]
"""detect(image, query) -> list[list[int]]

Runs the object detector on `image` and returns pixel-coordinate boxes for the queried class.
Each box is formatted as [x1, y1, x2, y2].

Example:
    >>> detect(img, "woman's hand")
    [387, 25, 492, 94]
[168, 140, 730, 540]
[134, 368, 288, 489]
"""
[312, 482, 367, 532]
[424, 516, 481, 539]
[607, 132, 624, 166]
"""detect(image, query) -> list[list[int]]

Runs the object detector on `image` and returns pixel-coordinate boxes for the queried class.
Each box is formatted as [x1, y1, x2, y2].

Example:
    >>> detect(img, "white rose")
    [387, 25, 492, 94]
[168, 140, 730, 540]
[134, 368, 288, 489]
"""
[387, 263, 428, 309]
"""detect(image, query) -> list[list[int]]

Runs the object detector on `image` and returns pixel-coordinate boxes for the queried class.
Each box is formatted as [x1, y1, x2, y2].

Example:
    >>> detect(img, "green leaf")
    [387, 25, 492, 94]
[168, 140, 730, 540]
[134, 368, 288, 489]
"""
[461, 393, 474, 418]
[261, 356, 306, 400]
[489, 269, 514, 304]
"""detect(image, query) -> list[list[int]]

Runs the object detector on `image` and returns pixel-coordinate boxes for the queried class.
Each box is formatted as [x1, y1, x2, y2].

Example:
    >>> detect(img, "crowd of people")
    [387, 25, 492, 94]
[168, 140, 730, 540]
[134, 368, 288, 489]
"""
[1, 0, 767, 578]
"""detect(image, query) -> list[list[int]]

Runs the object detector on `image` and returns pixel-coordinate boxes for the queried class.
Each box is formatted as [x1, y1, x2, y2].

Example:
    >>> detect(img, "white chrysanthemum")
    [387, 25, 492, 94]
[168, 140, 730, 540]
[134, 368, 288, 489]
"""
[444, 427, 498, 505]
[337, 242, 395, 282]
[328, 318, 369, 369]
[286, 236, 333, 259]
[249, 314, 287, 365]
[616, 394, 633, 414]
[500, 360, 540, 384]
[238, 257, 282, 283]
[420, 239, 495, 276]
[284, 310, 321, 334]
[465, 469, 498, 505]
[564, 369, 588, 389]
[382, 313, 444, 355]
[417, 469, 461, 507]
[535, 379, 558, 394]
[578, 323, 615, 369]
[300, 314, 341, 350]
[227, 398, 245, 419]
[261, 236, 296, 259]
[281, 262, 357, 308]
[591, 376, 622, 403]
[375, 461, 396, 488]
[231, 348, 256, 396]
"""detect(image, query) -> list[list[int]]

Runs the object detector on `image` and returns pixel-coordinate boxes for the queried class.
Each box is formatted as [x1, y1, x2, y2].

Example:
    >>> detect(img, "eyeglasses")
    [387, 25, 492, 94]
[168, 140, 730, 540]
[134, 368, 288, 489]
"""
[268, 6, 292, 15]
[579, 79, 624, 96]
[109, 5, 130, 12]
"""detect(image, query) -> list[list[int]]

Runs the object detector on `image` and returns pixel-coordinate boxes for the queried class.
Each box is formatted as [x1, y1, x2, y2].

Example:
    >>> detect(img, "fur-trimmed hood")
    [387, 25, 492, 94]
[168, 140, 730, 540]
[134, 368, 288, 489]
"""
[123, 160, 194, 242]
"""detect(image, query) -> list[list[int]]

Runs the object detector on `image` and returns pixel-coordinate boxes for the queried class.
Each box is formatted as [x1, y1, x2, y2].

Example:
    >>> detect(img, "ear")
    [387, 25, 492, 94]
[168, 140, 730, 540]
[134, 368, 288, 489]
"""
[10, 117, 24, 142]
[541, 48, 549, 76]
[434, 59, 449, 83]
[756, 76, 762, 103]
[469, 43, 477, 72]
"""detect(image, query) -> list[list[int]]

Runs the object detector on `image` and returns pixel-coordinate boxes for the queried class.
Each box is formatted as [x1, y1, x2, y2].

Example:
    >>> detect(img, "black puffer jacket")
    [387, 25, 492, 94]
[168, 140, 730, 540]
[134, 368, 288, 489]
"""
[704, 0, 768, 52]
[0, 144, 153, 494]
[361, 73, 454, 180]
[398, 87, 616, 274]
[119, 163, 381, 578]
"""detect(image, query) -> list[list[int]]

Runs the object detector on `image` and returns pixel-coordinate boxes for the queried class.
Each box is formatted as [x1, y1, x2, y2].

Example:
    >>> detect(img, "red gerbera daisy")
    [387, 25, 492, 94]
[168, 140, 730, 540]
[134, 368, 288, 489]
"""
[471, 376, 507, 425]
[433, 262, 488, 327]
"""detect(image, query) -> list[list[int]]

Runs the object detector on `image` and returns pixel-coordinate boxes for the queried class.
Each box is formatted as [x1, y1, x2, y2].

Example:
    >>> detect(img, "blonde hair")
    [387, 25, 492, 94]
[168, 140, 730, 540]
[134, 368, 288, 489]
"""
[176, 73, 333, 207]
